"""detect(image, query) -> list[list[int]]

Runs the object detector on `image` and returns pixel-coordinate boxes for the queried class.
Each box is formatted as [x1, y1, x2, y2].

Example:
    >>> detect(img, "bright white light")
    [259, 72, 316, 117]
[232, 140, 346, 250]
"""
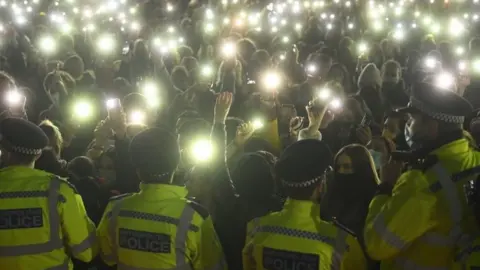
[348, 23, 354, 29]
[456, 47, 465, 56]
[252, 118, 264, 130]
[449, 19, 465, 37]
[96, 34, 116, 55]
[282, 36, 290, 43]
[205, 9, 214, 19]
[16, 16, 27, 26]
[318, 88, 331, 100]
[61, 24, 72, 34]
[326, 23, 333, 30]
[142, 81, 158, 96]
[262, 71, 282, 91]
[434, 72, 455, 90]
[205, 23, 215, 33]
[191, 139, 214, 162]
[425, 57, 437, 69]
[358, 42, 368, 54]
[74, 101, 93, 120]
[129, 110, 146, 124]
[458, 61, 467, 71]
[201, 65, 213, 77]
[166, 3, 174, 12]
[393, 29, 405, 41]
[38, 36, 57, 55]
[5, 91, 23, 106]
[330, 98, 342, 109]
[222, 42, 236, 58]
[307, 64, 317, 74]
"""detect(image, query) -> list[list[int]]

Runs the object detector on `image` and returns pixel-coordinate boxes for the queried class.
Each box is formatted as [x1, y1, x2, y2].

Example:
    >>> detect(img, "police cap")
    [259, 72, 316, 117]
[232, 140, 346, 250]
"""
[397, 82, 473, 124]
[0, 118, 49, 156]
[129, 127, 180, 176]
[275, 139, 332, 188]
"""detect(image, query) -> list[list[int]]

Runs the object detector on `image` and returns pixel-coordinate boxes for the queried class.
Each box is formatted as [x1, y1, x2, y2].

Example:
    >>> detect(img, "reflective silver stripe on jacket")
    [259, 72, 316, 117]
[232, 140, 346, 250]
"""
[69, 231, 96, 256]
[45, 257, 69, 270]
[0, 177, 63, 256]
[255, 225, 337, 245]
[372, 213, 407, 249]
[396, 257, 449, 270]
[429, 164, 472, 251]
[109, 204, 196, 269]
[330, 229, 348, 270]
[117, 262, 193, 270]
[118, 210, 199, 232]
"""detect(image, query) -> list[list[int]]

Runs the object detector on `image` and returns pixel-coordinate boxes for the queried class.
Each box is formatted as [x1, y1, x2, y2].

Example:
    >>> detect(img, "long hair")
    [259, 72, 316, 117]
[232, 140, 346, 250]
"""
[321, 144, 379, 234]
[358, 63, 382, 89]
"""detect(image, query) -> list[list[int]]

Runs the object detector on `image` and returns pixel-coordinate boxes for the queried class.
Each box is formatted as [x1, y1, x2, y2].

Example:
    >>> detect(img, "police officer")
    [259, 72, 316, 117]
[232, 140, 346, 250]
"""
[97, 127, 226, 269]
[0, 118, 97, 269]
[364, 82, 480, 269]
[243, 139, 366, 270]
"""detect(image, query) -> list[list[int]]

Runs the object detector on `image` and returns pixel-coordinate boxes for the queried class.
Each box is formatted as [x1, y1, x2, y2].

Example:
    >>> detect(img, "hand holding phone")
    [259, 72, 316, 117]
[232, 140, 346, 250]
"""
[106, 98, 123, 122]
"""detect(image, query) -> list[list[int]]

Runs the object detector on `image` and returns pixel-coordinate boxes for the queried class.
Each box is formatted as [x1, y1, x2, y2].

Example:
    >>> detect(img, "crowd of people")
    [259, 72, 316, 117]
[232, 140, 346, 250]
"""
[3, 0, 480, 269]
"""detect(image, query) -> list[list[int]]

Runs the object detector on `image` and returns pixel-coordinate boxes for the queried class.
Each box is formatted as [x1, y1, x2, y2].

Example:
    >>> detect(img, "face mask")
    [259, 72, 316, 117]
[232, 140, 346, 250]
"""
[404, 123, 423, 150]
[369, 149, 384, 170]
[99, 169, 116, 185]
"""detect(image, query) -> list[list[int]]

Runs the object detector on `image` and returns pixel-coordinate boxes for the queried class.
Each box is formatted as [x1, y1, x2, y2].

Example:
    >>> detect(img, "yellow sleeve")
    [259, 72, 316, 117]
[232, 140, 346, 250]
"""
[342, 235, 367, 270]
[242, 238, 256, 270]
[364, 171, 437, 261]
[59, 182, 98, 262]
[192, 216, 227, 270]
[96, 202, 116, 266]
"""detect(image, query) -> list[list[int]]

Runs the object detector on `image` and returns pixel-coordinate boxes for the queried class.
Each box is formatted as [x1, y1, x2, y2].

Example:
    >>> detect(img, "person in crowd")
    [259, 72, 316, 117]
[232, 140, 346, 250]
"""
[243, 139, 367, 269]
[97, 128, 226, 269]
[381, 60, 409, 111]
[321, 144, 379, 237]
[0, 118, 97, 269]
[364, 82, 480, 269]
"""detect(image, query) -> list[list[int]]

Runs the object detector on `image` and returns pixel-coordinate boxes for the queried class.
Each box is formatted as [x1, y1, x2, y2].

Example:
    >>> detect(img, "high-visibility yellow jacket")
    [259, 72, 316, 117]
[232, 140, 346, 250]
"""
[364, 138, 480, 269]
[97, 183, 227, 270]
[458, 238, 480, 268]
[242, 199, 367, 270]
[0, 166, 98, 269]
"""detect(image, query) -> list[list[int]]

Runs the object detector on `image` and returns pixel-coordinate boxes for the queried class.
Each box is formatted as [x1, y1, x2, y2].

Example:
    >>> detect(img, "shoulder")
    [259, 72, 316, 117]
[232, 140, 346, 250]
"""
[410, 155, 438, 172]
[186, 199, 210, 220]
[109, 193, 135, 202]
[54, 176, 79, 194]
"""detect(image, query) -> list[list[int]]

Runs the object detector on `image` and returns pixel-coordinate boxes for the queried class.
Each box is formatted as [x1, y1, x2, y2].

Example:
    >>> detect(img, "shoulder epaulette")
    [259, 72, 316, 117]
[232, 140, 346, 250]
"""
[54, 176, 79, 194]
[187, 200, 210, 220]
[109, 193, 134, 201]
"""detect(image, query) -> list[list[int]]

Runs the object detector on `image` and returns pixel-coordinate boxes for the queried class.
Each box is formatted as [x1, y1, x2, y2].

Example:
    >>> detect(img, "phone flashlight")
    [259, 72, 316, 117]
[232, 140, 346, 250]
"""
[5, 90, 24, 107]
[252, 118, 264, 130]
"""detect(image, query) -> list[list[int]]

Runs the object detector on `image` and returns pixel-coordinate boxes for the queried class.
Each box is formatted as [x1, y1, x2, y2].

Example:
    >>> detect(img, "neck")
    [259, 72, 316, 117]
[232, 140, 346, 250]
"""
[413, 129, 464, 159]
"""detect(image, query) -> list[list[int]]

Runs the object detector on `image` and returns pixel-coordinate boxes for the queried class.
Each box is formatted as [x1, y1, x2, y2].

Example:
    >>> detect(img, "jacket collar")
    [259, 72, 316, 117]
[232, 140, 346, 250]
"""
[139, 183, 188, 200]
[413, 130, 465, 159]
[283, 198, 321, 217]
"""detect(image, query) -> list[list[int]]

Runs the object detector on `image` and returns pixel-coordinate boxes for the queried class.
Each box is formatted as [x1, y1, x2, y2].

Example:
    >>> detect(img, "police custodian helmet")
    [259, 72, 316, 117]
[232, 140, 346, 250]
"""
[397, 82, 473, 124]
[0, 118, 49, 156]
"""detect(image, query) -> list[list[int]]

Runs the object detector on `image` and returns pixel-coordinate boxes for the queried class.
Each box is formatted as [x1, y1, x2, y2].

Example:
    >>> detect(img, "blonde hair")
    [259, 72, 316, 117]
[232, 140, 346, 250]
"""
[39, 120, 63, 157]
[358, 63, 382, 89]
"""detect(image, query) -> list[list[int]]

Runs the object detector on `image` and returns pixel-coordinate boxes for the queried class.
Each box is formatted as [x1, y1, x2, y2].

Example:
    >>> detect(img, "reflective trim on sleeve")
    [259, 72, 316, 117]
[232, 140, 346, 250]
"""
[431, 164, 462, 224]
[255, 225, 338, 246]
[207, 259, 226, 270]
[175, 205, 195, 267]
[330, 229, 348, 270]
[118, 210, 199, 232]
[117, 262, 192, 270]
[248, 218, 261, 238]
[69, 231, 96, 256]
[0, 177, 63, 256]
[45, 257, 69, 270]
[372, 213, 407, 250]
[109, 199, 123, 263]
[395, 257, 449, 270]
[420, 232, 453, 247]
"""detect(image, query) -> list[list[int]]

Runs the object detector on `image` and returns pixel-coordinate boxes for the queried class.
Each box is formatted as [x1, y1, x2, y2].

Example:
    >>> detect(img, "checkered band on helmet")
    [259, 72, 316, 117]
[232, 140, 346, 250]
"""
[410, 98, 464, 124]
[0, 134, 43, 156]
[281, 175, 322, 188]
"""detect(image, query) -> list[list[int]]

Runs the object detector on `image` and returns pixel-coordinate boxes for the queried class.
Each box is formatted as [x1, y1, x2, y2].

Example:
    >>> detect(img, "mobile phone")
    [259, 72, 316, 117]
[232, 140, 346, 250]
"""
[106, 98, 122, 121]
